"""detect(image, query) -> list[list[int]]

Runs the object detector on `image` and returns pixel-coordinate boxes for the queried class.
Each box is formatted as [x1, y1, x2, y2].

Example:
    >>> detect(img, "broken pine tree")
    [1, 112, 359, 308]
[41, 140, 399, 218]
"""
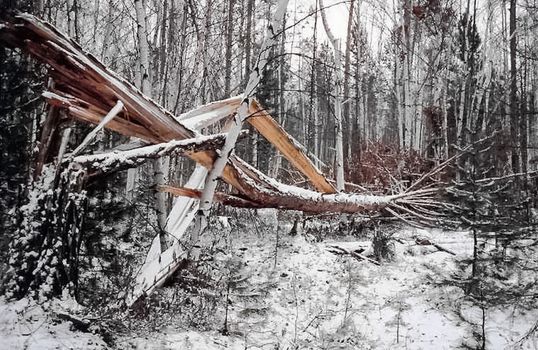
[0, 12, 448, 304]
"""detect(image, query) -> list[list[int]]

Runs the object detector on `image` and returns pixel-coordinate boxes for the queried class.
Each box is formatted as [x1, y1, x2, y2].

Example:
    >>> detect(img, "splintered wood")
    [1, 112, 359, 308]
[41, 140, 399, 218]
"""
[0, 13, 444, 219]
[0, 13, 448, 306]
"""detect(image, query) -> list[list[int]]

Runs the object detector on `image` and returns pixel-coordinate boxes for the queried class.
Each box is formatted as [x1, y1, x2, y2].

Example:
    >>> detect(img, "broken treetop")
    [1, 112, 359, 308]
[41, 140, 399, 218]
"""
[0, 13, 442, 220]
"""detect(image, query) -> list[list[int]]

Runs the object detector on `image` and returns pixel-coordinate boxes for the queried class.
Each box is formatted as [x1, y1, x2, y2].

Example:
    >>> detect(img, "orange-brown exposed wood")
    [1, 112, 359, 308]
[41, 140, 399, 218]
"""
[0, 14, 250, 193]
[248, 99, 336, 193]
[158, 185, 263, 209]
[0, 13, 444, 221]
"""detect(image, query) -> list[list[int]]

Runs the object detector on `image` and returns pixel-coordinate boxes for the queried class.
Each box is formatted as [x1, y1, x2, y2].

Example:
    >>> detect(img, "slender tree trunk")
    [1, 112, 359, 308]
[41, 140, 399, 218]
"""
[244, 0, 256, 164]
[224, 0, 235, 97]
[319, 0, 345, 191]
[310, 1, 319, 167]
[134, 0, 151, 95]
[244, 0, 254, 85]
[354, 42, 362, 164]
[134, 0, 168, 248]
[158, 0, 169, 106]
[100, 2, 116, 65]
[343, 0, 355, 164]
[520, 37, 528, 174]
[172, 1, 188, 115]
[270, 13, 287, 179]
[510, 0, 520, 173]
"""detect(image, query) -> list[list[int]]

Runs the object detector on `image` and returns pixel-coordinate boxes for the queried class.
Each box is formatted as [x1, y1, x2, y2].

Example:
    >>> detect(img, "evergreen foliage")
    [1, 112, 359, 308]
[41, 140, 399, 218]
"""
[6, 166, 87, 301]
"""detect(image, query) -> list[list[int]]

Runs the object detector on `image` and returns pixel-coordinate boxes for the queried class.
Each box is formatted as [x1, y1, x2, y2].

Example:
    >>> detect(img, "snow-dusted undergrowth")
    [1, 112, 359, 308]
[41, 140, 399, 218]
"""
[2, 219, 537, 349]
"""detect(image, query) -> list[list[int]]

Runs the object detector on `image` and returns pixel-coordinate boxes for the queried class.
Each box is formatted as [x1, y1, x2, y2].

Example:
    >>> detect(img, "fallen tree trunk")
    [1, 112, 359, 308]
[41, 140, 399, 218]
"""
[162, 182, 440, 216]
[70, 132, 244, 174]
[0, 13, 448, 223]
[415, 238, 457, 255]
[0, 13, 453, 306]
[158, 185, 263, 209]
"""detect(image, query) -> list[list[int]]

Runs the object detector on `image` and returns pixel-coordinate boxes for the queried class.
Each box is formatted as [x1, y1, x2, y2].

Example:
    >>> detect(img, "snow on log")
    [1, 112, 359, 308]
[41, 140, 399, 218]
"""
[225, 157, 444, 218]
[0, 13, 446, 223]
[70, 132, 244, 174]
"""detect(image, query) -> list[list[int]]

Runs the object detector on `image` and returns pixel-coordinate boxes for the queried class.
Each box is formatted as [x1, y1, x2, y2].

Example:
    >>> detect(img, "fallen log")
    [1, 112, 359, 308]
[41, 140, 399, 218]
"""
[224, 159, 444, 217]
[158, 185, 262, 209]
[0, 14, 445, 221]
[1, 13, 450, 305]
[327, 244, 380, 266]
[415, 238, 457, 255]
[69, 132, 245, 174]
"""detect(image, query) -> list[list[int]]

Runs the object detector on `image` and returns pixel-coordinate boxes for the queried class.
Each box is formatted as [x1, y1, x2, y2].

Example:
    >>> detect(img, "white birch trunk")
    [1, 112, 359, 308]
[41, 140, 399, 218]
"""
[194, 0, 290, 234]
[134, 0, 151, 96]
[134, 0, 168, 246]
[319, 0, 345, 191]
[394, 48, 404, 149]
[314, 90, 320, 168]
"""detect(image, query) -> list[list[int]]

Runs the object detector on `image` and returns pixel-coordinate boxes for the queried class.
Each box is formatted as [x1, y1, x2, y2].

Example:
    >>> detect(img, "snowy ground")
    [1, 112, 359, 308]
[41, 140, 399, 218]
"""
[2, 222, 537, 349]
[0, 297, 106, 349]
[118, 223, 538, 349]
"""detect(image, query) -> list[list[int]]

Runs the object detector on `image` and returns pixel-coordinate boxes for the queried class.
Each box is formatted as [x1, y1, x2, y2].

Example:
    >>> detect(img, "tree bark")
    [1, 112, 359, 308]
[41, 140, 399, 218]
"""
[343, 0, 355, 164]
[134, 0, 168, 247]
[510, 0, 520, 173]
[319, 0, 345, 191]
[223, 0, 235, 97]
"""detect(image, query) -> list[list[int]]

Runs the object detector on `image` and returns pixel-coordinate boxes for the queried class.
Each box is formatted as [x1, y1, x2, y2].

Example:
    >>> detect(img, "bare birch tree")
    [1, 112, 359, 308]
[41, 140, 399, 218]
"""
[319, 0, 345, 191]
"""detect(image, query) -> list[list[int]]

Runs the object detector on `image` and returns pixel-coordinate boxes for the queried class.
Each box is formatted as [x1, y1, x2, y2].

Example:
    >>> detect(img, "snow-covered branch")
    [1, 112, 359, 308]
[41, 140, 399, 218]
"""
[71, 133, 240, 174]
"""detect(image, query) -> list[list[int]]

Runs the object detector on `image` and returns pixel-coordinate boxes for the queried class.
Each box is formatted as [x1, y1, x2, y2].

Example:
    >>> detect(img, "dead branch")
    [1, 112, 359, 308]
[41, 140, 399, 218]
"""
[415, 238, 456, 255]
[70, 133, 238, 174]
[327, 244, 380, 265]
